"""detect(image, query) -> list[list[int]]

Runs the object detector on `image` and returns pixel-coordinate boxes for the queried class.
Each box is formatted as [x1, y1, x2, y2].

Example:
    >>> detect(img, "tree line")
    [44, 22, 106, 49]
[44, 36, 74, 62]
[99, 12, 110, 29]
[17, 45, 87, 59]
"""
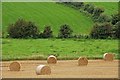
[5, 18, 119, 39]
[58, 2, 120, 39]
[3, 2, 119, 39]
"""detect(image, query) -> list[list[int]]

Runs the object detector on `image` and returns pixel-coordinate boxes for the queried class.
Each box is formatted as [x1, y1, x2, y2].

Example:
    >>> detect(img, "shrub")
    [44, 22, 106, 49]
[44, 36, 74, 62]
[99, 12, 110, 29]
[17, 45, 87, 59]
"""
[8, 19, 39, 38]
[83, 4, 90, 11]
[90, 23, 112, 39]
[96, 14, 111, 23]
[42, 25, 53, 38]
[111, 14, 119, 25]
[58, 24, 73, 38]
[71, 2, 84, 8]
[87, 4, 95, 14]
[73, 34, 90, 39]
[112, 21, 120, 38]
[93, 7, 104, 18]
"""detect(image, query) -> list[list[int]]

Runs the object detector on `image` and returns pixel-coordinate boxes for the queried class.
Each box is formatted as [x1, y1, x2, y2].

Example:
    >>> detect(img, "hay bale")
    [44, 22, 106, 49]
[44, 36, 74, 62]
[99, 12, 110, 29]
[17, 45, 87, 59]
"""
[78, 57, 88, 66]
[9, 62, 21, 71]
[103, 53, 114, 61]
[36, 65, 51, 75]
[47, 55, 57, 64]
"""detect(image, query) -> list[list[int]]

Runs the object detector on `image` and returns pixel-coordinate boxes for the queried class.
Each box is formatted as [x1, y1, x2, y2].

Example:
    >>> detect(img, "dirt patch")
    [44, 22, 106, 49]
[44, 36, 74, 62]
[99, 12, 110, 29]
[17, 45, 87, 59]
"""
[2, 60, 119, 78]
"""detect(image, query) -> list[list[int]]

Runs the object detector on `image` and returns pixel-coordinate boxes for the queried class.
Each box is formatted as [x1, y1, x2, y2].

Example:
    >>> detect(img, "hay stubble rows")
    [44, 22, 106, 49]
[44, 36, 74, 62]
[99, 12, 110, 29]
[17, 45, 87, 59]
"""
[2, 60, 119, 78]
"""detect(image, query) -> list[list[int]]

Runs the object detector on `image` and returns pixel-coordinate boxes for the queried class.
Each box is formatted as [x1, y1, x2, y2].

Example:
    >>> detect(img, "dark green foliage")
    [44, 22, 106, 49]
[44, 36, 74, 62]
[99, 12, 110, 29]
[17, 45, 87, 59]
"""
[112, 21, 120, 38]
[90, 23, 112, 39]
[83, 4, 90, 11]
[8, 19, 39, 38]
[83, 4, 95, 14]
[111, 14, 119, 25]
[42, 25, 53, 38]
[87, 4, 94, 14]
[63, 2, 84, 9]
[96, 14, 111, 23]
[73, 34, 90, 39]
[62, 2, 108, 23]
[71, 2, 84, 8]
[93, 7, 104, 18]
[58, 24, 73, 38]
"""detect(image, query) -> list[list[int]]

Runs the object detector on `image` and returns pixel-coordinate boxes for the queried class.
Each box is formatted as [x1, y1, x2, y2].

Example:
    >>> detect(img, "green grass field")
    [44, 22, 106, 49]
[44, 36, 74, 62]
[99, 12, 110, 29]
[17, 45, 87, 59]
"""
[2, 2, 94, 36]
[2, 2, 118, 36]
[2, 2, 119, 61]
[2, 39, 118, 60]
[89, 2, 118, 16]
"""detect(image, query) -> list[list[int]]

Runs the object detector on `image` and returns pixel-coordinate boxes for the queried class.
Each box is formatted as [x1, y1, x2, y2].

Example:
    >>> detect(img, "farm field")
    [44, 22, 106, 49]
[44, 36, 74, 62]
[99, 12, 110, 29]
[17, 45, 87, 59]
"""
[2, 39, 118, 61]
[89, 2, 118, 16]
[2, 2, 118, 36]
[2, 60, 119, 78]
[1, 1, 119, 79]
[2, 2, 94, 36]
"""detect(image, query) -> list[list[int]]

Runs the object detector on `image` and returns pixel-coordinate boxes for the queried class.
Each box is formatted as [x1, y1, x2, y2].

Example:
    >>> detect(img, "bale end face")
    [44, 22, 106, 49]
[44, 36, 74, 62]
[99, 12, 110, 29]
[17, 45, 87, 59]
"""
[36, 65, 51, 75]
[103, 53, 114, 61]
[47, 55, 57, 64]
[9, 62, 21, 71]
[78, 57, 88, 66]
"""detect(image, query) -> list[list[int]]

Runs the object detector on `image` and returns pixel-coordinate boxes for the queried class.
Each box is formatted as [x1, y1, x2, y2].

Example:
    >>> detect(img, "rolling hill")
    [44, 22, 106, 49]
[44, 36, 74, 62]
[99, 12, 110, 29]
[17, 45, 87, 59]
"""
[2, 2, 94, 36]
[89, 2, 118, 16]
[2, 2, 118, 60]
[2, 2, 118, 36]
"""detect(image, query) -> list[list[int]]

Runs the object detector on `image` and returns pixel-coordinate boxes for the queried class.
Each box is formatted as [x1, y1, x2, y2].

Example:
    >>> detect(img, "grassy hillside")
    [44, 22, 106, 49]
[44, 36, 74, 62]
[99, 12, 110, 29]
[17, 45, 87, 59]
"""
[89, 2, 118, 16]
[2, 39, 118, 60]
[2, 2, 94, 36]
[2, 2, 119, 61]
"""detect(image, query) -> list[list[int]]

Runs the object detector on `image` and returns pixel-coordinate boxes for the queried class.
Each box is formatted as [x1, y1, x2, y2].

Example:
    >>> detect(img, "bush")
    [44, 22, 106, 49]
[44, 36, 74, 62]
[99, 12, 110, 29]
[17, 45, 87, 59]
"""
[8, 19, 39, 38]
[112, 21, 120, 38]
[90, 23, 112, 39]
[58, 24, 73, 38]
[111, 14, 119, 25]
[93, 7, 104, 18]
[71, 2, 84, 8]
[87, 4, 95, 14]
[96, 14, 111, 23]
[73, 34, 90, 39]
[83, 4, 90, 11]
[42, 25, 53, 38]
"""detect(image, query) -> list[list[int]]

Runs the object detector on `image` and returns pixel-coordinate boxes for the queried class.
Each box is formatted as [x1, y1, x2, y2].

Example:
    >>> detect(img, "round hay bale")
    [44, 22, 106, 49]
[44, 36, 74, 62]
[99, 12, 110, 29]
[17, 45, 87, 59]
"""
[47, 55, 57, 64]
[36, 65, 51, 75]
[78, 57, 88, 66]
[9, 62, 21, 71]
[103, 53, 114, 61]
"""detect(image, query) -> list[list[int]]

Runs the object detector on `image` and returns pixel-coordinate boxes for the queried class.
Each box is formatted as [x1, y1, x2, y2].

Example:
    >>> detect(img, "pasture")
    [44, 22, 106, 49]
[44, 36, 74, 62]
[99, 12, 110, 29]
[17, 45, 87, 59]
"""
[2, 2, 93, 36]
[89, 2, 118, 16]
[2, 39, 118, 61]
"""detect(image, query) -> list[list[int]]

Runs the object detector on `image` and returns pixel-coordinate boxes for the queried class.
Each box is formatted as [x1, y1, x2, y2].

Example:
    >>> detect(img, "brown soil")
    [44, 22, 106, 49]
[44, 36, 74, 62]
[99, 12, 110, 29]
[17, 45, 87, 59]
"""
[1, 60, 119, 78]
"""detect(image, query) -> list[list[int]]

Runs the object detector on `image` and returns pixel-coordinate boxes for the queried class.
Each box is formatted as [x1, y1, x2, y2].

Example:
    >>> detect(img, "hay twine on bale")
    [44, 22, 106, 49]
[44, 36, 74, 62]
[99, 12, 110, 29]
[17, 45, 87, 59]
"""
[9, 62, 21, 71]
[78, 57, 88, 66]
[36, 65, 51, 75]
[103, 53, 115, 61]
[47, 55, 57, 64]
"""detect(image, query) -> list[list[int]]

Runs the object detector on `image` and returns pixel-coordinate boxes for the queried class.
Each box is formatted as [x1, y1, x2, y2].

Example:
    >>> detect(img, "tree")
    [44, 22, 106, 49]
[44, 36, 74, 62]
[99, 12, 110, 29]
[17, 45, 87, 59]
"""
[42, 25, 53, 38]
[93, 7, 104, 18]
[90, 23, 112, 39]
[87, 4, 94, 14]
[58, 24, 73, 38]
[83, 4, 90, 11]
[112, 21, 120, 38]
[96, 14, 111, 23]
[8, 19, 39, 38]
[111, 14, 119, 25]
